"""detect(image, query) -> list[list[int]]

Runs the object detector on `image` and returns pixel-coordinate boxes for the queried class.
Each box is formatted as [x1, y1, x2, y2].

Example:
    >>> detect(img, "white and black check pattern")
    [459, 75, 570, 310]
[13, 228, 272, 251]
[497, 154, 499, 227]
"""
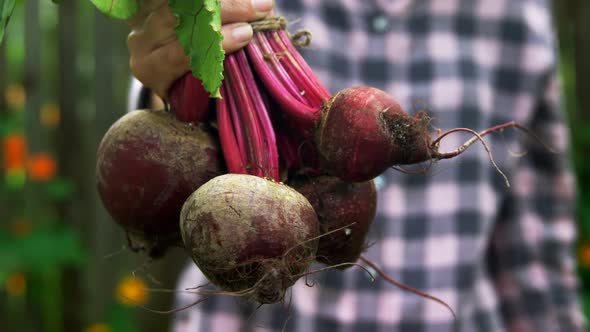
[137, 0, 584, 331]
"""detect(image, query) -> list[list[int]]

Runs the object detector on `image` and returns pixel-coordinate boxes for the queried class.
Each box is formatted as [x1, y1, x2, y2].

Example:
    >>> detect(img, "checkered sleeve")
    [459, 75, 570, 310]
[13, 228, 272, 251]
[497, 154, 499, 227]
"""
[487, 66, 585, 330]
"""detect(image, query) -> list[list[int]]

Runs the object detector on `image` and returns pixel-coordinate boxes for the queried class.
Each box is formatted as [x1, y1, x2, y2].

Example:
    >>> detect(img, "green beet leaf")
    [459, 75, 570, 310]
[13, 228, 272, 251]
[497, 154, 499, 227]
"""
[90, 0, 138, 19]
[170, 0, 224, 98]
[0, 0, 16, 43]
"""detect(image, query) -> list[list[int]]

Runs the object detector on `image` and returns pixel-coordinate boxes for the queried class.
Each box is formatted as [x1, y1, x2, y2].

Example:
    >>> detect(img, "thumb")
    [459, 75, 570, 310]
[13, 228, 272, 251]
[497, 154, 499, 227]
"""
[221, 22, 254, 54]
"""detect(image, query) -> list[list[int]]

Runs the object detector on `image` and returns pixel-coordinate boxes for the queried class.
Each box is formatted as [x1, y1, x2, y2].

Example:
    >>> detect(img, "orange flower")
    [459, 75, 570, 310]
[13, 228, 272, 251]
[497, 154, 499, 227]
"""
[5, 272, 26, 297]
[116, 276, 148, 306]
[40, 103, 61, 128]
[84, 323, 111, 332]
[5, 84, 26, 109]
[27, 153, 57, 181]
[578, 243, 590, 268]
[3, 134, 27, 170]
[11, 218, 32, 237]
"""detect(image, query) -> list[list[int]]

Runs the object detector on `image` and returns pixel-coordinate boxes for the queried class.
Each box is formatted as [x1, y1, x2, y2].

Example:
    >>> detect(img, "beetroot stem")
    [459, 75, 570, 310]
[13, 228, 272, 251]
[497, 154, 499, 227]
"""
[253, 33, 310, 105]
[246, 37, 317, 133]
[216, 85, 247, 174]
[275, 30, 331, 100]
[271, 31, 330, 104]
[169, 73, 211, 123]
[226, 54, 266, 177]
[265, 32, 324, 106]
[227, 82, 248, 161]
[235, 50, 280, 181]
[217, 49, 282, 180]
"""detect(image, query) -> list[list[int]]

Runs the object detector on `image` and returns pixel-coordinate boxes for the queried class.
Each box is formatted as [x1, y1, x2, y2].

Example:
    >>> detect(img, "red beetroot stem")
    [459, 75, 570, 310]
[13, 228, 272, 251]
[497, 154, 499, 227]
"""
[169, 73, 211, 123]
[227, 82, 248, 161]
[246, 37, 316, 134]
[248, 27, 330, 172]
[275, 30, 331, 100]
[264, 32, 322, 106]
[269, 31, 330, 105]
[219, 51, 280, 181]
[275, 129, 299, 170]
[226, 54, 266, 177]
[216, 85, 247, 174]
[235, 50, 280, 181]
[252, 33, 310, 106]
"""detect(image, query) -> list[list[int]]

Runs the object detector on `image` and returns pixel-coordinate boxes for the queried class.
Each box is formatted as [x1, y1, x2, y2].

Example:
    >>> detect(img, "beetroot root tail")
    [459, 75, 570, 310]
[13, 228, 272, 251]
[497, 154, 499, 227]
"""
[359, 256, 457, 324]
[428, 121, 555, 188]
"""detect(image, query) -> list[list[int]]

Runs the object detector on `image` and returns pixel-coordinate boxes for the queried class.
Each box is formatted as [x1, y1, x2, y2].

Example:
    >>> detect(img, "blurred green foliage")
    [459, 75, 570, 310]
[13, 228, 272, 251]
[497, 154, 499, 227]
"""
[0, 1, 156, 331]
[0, 1, 589, 331]
[555, 1, 590, 321]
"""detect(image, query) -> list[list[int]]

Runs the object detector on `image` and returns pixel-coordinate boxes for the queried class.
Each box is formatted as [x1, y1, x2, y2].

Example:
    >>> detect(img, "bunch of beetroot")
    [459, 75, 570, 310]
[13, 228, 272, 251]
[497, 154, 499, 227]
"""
[96, 15, 530, 312]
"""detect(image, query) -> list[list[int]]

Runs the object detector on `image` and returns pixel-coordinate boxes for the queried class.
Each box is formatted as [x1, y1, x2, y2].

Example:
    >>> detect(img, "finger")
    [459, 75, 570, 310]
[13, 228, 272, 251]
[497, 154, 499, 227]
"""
[221, 0, 274, 24]
[128, 5, 177, 54]
[127, 0, 168, 28]
[221, 22, 254, 53]
[129, 22, 253, 97]
[142, 5, 178, 49]
[130, 42, 190, 99]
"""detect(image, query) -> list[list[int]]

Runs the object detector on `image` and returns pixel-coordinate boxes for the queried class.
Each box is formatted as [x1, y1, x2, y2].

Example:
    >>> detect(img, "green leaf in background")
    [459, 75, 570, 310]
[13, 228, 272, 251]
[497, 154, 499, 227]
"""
[0, 226, 86, 282]
[170, 0, 224, 98]
[0, 0, 16, 43]
[44, 177, 75, 201]
[90, 0, 138, 19]
[5, 168, 26, 190]
[108, 302, 139, 332]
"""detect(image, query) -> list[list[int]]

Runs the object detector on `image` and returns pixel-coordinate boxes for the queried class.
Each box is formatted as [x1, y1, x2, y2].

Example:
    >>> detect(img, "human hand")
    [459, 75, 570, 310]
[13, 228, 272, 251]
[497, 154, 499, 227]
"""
[127, 0, 274, 99]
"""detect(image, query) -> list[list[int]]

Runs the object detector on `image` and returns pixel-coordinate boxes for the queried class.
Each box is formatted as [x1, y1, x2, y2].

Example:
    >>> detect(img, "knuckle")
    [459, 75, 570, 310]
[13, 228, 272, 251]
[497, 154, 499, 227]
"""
[129, 58, 153, 89]
[162, 12, 177, 29]
[222, 0, 254, 21]
[129, 57, 143, 80]
[126, 31, 139, 49]
[166, 43, 189, 67]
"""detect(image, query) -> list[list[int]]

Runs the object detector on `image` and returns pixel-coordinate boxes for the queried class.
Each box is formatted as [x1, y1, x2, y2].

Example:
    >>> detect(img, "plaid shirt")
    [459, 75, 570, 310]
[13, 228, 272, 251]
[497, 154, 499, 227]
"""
[133, 0, 585, 331]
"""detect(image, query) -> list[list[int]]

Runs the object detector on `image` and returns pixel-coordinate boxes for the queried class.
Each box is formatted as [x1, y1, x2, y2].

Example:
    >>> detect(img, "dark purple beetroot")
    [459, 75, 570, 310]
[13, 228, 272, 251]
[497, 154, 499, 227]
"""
[96, 110, 222, 257]
[180, 174, 319, 304]
[291, 176, 377, 268]
[315, 86, 432, 182]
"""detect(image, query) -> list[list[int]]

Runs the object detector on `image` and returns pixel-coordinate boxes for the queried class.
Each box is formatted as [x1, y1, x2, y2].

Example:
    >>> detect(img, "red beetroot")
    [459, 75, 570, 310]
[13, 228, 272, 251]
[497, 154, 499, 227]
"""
[315, 87, 432, 182]
[291, 176, 377, 267]
[180, 174, 319, 304]
[247, 27, 524, 183]
[247, 31, 434, 182]
[96, 110, 222, 257]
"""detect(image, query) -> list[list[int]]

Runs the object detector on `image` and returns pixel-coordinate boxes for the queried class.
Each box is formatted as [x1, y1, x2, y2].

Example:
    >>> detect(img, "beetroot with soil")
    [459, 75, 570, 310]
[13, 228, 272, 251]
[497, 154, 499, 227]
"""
[291, 176, 377, 267]
[180, 174, 319, 304]
[96, 110, 222, 257]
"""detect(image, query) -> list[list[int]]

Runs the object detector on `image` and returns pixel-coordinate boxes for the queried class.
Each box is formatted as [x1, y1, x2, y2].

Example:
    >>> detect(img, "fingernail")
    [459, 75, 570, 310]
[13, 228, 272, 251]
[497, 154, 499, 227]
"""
[232, 24, 253, 43]
[252, 0, 273, 15]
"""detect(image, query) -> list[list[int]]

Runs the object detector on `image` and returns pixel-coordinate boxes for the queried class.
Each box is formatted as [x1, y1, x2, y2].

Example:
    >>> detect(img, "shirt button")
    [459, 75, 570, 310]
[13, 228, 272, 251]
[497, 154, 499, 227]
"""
[371, 15, 390, 33]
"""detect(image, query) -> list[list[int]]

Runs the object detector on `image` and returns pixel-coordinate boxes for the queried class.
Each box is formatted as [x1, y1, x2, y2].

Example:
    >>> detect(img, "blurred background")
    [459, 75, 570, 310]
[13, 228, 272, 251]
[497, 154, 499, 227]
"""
[0, 1, 589, 332]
